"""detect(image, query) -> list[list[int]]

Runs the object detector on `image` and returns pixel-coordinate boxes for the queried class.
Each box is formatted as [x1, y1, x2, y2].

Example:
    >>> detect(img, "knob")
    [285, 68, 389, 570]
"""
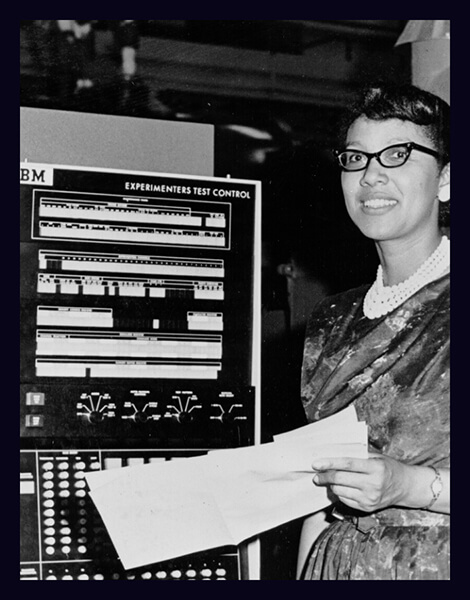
[134, 411, 148, 424]
[89, 411, 104, 424]
[177, 411, 193, 424]
[221, 412, 235, 425]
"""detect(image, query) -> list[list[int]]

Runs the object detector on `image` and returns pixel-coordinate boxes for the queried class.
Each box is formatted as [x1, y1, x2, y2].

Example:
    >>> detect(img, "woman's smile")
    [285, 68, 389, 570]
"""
[360, 196, 398, 212]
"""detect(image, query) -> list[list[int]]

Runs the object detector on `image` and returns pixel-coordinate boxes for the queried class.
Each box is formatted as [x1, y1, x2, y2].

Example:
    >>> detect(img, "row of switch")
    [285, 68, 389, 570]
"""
[38, 454, 197, 558]
[39, 457, 101, 558]
[23, 449, 239, 580]
[129, 566, 228, 580]
[42, 567, 228, 580]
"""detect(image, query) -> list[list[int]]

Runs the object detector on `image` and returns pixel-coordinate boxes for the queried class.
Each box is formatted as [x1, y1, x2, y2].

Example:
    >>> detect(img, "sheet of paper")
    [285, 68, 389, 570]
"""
[87, 458, 233, 569]
[273, 404, 359, 442]
[86, 405, 363, 492]
[201, 439, 367, 544]
[85, 406, 368, 570]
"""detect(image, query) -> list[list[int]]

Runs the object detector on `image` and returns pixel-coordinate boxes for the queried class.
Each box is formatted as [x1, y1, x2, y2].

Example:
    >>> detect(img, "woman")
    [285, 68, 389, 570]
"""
[297, 83, 450, 580]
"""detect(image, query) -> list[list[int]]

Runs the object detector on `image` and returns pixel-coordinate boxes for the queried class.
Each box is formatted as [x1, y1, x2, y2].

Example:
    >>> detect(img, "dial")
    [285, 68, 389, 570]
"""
[177, 411, 193, 424]
[76, 393, 115, 424]
[134, 411, 148, 424]
[221, 412, 235, 425]
[89, 411, 104, 424]
[122, 397, 159, 423]
[164, 391, 202, 423]
[210, 392, 247, 424]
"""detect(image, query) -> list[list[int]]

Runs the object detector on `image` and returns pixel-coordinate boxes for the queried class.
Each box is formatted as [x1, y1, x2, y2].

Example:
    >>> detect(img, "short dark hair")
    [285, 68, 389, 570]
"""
[338, 83, 450, 168]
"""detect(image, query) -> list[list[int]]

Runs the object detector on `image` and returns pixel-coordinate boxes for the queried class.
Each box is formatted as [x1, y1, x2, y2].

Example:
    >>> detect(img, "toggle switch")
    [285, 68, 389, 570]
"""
[25, 415, 44, 428]
[26, 392, 45, 406]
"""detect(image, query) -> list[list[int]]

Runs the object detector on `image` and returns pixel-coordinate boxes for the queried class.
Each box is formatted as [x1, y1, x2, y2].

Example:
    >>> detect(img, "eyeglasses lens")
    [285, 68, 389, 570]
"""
[338, 145, 411, 171]
[380, 146, 410, 167]
[338, 151, 366, 170]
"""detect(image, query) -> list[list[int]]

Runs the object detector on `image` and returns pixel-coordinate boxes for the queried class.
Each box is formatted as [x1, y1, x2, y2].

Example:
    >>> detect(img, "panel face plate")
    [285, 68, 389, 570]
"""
[20, 162, 261, 580]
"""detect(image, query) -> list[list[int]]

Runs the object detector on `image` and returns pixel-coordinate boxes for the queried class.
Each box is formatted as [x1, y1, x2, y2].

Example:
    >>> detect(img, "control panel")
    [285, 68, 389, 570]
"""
[20, 163, 261, 580]
[20, 448, 239, 580]
[20, 383, 255, 448]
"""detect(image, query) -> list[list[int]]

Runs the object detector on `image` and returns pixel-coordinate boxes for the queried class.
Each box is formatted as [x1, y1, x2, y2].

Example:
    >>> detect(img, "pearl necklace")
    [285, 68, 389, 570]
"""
[363, 235, 450, 319]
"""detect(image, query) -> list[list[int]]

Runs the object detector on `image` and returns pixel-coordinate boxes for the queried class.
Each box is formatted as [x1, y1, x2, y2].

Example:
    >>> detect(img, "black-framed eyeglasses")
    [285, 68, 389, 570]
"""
[334, 142, 441, 172]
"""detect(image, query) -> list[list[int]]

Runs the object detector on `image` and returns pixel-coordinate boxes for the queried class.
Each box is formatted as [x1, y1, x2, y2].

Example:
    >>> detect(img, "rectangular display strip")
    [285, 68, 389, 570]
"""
[187, 312, 223, 331]
[38, 222, 227, 248]
[38, 250, 225, 278]
[37, 274, 224, 300]
[35, 358, 222, 379]
[36, 330, 223, 359]
[39, 198, 227, 229]
[37, 306, 113, 328]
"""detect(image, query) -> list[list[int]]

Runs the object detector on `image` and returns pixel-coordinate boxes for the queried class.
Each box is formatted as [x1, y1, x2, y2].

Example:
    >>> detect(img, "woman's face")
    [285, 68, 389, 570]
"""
[341, 117, 446, 245]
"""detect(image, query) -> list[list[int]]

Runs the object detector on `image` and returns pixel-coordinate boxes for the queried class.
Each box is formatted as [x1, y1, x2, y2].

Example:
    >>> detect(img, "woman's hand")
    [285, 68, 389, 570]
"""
[311, 452, 412, 513]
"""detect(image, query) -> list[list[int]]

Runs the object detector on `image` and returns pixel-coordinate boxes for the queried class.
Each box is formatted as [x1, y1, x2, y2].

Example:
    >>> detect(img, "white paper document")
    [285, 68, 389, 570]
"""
[85, 406, 368, 570]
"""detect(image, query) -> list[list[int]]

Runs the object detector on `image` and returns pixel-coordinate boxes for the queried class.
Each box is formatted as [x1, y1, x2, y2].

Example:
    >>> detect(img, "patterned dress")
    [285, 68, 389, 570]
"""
[300, 274, 450, 580]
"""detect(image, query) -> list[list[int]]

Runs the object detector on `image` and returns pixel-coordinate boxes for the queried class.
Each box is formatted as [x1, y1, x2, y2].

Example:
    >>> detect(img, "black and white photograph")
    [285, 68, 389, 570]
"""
[19, 20, 450, 581]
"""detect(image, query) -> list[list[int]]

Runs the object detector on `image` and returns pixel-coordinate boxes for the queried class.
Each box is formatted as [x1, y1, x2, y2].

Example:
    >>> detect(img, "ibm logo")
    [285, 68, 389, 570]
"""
[20, 165, 54, 186]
